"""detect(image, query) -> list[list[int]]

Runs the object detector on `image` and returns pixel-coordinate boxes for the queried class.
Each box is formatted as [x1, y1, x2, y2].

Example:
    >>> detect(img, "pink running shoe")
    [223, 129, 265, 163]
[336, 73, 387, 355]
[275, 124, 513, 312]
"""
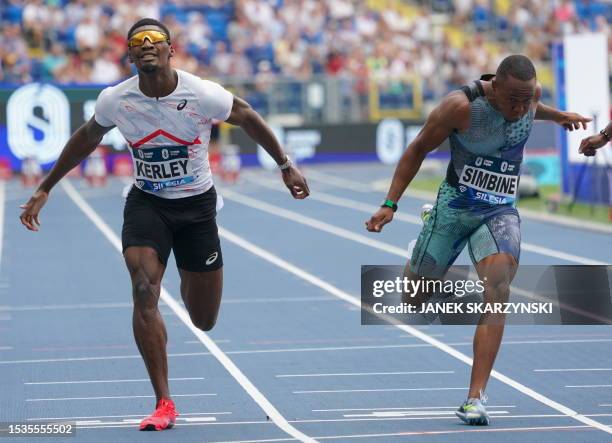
[139, 398, 178, 431]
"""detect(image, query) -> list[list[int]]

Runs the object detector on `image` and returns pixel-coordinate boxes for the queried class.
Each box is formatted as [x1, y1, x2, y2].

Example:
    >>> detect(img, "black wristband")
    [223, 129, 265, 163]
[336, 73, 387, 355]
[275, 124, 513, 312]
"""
[600, 128, 611, 142]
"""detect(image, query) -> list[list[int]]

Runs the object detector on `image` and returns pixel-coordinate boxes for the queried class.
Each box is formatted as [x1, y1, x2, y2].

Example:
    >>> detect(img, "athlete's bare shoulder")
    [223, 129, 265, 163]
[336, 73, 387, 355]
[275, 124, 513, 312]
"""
[432, 90, 471, 132]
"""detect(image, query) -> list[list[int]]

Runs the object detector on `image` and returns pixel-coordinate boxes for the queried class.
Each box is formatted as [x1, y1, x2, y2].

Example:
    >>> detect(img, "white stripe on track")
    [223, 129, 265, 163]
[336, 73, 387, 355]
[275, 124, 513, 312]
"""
[29, 412, 231, 421]
[303, 169, 612, 235]
[222, 188, 411, 258]
[242, 174, 607, 265]
[217, 227, 612, 435]
[312, 405, 516, 412]
[276, 371, 454, 378]
[222, 186, 611, 325]
[25, 377, 204, 385]
[0, 296, 336, 312]
[60, 180, 316, 443]
[1, 338, 610, 365]
[207, 424, 598, 443]
[27, 393, 217, 402]
[535, 368, 612, 372]
[293, 387, 467, 394]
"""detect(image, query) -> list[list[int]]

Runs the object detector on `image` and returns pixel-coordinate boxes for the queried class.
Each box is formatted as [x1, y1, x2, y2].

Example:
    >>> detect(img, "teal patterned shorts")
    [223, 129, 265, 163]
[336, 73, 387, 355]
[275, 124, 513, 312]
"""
[409, 181, 521, 279]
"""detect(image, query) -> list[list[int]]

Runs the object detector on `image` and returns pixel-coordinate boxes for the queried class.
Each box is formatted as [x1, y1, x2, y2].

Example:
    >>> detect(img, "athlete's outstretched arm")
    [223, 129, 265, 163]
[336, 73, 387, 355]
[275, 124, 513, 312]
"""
[535, 102, 591, 131]
[225, 96, 309, 199]
[366, 92, 469, 232]
[19, 117, 114, 231]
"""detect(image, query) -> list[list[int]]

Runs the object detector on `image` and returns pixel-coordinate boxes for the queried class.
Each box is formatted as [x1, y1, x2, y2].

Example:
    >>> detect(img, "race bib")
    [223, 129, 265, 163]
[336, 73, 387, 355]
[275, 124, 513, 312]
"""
[457, 156, 520, 205]
[132, 145, 194, 192]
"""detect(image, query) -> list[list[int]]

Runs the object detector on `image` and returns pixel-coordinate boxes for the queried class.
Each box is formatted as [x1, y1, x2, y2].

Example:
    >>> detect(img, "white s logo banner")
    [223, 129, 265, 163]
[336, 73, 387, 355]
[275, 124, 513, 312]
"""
[7, 83, 70, 163]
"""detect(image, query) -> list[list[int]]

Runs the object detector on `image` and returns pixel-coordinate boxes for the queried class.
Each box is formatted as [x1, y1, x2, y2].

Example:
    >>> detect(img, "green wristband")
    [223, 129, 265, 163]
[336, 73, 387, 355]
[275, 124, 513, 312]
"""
[381, 199, 398, 212]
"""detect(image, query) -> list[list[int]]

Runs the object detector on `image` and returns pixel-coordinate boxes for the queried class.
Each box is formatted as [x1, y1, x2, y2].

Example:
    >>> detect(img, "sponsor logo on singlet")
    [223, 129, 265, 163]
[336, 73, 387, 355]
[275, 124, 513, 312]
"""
[132, 145, 194, 192]
[458, 156, 520, 205]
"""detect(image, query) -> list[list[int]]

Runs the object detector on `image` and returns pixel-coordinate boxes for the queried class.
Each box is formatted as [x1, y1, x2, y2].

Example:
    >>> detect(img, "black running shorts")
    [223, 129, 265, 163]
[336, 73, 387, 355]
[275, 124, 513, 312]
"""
[122, 186, 223, 272]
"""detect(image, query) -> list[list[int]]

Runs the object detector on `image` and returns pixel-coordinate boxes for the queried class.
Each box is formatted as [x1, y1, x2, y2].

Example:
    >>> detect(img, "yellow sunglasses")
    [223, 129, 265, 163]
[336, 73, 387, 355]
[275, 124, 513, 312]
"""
[128, 30, 169, 47]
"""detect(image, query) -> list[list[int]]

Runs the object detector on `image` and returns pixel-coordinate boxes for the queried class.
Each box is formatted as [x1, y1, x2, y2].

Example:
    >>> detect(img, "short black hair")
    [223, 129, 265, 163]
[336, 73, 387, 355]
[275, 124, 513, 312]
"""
[496, 55, 536, 81]
[127, 18, 171, 41]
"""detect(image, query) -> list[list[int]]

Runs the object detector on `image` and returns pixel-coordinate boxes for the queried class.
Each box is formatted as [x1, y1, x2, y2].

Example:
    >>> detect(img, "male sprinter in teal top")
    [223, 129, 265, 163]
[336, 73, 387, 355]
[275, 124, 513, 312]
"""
[366, 55, 590, 425]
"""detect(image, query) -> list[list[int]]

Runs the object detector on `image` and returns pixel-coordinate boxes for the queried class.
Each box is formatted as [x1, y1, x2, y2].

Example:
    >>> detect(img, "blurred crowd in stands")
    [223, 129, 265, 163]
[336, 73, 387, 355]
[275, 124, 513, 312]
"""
[0, 0, 610, 107]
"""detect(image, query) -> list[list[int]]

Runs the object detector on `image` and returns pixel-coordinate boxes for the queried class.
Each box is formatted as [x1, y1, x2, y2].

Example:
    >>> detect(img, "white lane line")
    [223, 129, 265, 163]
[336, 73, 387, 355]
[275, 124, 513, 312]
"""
[293, 387, 466, 394]
[302, 170, 374, 193]
[224, 296, 336, 304]
[25, 377, 204, 385]
[311, 426, 594, 439]
[222, 189, 410, 257]
[183, 417, 217, 423]
[313, 405, 516, 412]
[230, 344, 432, 354]
[3, 337, 611, 365]
[0, 296, 337, 312]
[600, 404, 612, 407]
[28, 412, 232, 421]
[0, 351, 212, 365]
[294, 415, 565, 423]
[242, 174, 607, 265]
[0, 346, 12, 351]
[276, 371, 454, 378]
[398, 333, 445, 338]
[519, 243, 606, 265]
[229, 341, 612, 354]
[566, 385, 612, 388]
[73, 422, 601, 438]
[77, 417, 217, 426]
[75, 420, 272, 430]
[26, 393, 217, 402]
[76, 417, 217, 426]
[185, 339, 231, 344]
[72, 415, 596, 432]
[0, 181, 4, 271]
[300, 169, 612, 235]
[0, 302, 132, 311]
[492, 338, 612, 345]
[60, 180, 315, 443]
[209, 439, 295, 443]
[345, 410, 510, 417]
[535, 368, 612, 372]
[210, 439, 295, 443]
[217, 228, 612, 435]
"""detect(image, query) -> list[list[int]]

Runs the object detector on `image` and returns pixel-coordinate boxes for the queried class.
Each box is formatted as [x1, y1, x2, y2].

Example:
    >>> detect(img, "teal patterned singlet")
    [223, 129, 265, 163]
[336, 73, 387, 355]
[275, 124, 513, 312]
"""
[445, 79, 535, 211]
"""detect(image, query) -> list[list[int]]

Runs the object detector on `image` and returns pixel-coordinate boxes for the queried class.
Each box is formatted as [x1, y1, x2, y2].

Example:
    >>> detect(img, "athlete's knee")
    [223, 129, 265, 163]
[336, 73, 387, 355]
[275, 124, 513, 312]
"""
[189, 311, 218, 331]
[132, 275, 161, 311]
[483, 271, 512, 301]
[478, 253, 518, 302]
[483, 279, 511, 303]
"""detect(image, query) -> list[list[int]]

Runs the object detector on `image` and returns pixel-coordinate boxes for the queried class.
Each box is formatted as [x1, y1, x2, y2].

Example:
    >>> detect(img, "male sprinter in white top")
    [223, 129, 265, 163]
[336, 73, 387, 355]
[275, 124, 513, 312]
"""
[19, 18, 310, 431]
